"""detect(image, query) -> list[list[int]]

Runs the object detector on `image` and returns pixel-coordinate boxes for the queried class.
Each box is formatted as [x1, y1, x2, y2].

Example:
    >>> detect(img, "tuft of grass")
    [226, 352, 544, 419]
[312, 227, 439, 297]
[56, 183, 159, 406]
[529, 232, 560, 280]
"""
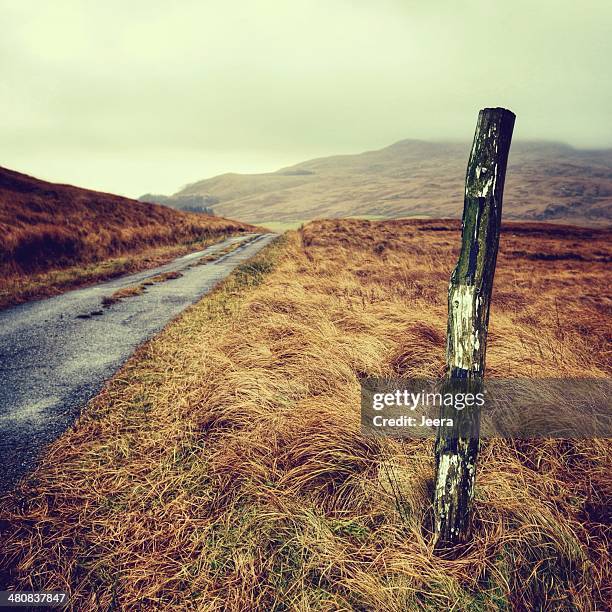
[102, 285, 147, 307]
[147, 270, 184, 283]
[0, 221, 610, 610]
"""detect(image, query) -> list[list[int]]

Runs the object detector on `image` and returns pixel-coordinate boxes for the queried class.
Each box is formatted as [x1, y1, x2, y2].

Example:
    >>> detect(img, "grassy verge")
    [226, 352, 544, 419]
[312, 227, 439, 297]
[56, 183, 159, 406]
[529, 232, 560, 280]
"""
[1, 220, 610, 610]
[0, 233, 245, 310]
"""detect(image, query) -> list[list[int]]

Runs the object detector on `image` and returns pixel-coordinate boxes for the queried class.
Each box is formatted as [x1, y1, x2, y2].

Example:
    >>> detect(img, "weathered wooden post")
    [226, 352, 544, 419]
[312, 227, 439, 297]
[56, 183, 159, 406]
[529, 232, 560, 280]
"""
[433, 107, 515, 548]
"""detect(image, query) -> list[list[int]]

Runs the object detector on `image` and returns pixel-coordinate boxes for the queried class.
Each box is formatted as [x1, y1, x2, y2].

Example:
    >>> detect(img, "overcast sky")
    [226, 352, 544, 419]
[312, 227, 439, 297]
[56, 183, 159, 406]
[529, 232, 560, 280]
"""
[1, 0, 610, 197]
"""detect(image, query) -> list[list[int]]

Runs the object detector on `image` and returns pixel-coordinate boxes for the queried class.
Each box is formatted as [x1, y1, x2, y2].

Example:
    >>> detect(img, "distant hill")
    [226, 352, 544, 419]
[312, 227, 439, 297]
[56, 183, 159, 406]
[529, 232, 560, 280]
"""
[166, 140, 612, 226]
[0, 166, 253, 276]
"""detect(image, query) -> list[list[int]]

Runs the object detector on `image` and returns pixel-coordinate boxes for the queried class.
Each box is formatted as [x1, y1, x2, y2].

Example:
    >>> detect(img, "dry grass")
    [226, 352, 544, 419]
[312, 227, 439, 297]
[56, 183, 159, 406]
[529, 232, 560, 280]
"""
[0, 166, 255, 308]
[101, 285, 148, 307]
[144, 271, 185, 284]
[1, 219, 610, 610]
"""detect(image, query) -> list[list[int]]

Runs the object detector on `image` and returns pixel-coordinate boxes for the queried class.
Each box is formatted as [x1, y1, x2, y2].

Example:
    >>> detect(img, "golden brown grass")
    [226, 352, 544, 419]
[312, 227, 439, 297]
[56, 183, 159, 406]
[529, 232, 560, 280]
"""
[0, 166, 255, 308]
[1, 219, 610, 610]
[101, 285, 147, 307]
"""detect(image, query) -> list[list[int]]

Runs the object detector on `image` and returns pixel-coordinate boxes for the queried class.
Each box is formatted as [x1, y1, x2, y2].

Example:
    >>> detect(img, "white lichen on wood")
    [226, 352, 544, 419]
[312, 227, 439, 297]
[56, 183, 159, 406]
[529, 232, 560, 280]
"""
[434, 449, 477, 534]
[433, 454, 458, 527]
[466, 161, 499, 198]
[448, 284, 483, 371]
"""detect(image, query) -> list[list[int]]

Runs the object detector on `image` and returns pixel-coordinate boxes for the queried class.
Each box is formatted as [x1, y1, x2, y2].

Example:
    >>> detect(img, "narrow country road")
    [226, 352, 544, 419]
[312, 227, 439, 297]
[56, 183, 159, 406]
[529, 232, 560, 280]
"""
[0, 233, 277, 493]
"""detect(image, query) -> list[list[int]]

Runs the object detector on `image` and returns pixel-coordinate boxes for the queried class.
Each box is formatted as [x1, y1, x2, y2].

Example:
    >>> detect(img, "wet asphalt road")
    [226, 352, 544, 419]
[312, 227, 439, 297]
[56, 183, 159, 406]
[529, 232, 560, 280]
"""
[0, 233, 276, 494]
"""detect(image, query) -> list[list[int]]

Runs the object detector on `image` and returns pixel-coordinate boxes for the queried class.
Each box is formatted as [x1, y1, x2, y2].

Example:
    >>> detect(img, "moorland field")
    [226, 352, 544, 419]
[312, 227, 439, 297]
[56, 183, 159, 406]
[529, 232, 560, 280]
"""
[1, 219, 610, 610]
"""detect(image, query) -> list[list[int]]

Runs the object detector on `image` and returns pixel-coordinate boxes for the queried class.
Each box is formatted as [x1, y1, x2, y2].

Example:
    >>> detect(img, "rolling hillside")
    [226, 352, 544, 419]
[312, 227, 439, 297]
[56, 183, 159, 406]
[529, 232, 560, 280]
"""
[0, 166, 256, 308]
[166, 140, 612, 226]
[0, 166, 253, 276]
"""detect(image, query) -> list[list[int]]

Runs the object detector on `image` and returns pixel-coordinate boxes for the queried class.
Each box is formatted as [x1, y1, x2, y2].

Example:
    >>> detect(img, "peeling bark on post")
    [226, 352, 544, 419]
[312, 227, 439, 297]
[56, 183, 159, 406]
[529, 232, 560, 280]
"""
[433, 107, 515, 549]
